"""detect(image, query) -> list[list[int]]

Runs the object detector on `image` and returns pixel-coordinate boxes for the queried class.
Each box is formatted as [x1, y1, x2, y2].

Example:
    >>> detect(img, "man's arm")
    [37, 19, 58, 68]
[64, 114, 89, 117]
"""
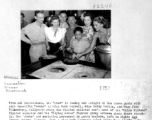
[64, 34, 68, 48]
[66, 37, 75, 53]
[60, 28, 67, 48]
[44, 26, 50, 50]
[69, 36, 75, 49]
[21, 28, 31, 44]
[45, 35, 50, 50]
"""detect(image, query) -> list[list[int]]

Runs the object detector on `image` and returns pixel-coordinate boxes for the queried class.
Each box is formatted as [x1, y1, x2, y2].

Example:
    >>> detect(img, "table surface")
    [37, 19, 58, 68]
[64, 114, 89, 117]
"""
[21, 59, 110, 79]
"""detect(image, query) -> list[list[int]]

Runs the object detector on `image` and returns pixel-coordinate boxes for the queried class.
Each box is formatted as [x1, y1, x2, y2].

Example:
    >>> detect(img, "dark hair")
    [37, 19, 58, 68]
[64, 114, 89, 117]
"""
[35, 10, 44, 16]
[50, 15, 59, 23]
[49, 11, 55, 16]
[21, 12, 25, 18]
[83, 12, 92, 20]
[93, 16, 110, 28]
[68, 14, 76, 19]
[74, 27, 83, 34]
[44, 16, 52, 27]
[59, 11, 67, 16]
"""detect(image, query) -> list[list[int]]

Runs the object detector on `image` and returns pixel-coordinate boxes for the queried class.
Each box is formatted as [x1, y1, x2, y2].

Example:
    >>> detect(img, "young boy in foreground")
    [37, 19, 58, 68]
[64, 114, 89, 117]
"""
[67, 27, 90, 61]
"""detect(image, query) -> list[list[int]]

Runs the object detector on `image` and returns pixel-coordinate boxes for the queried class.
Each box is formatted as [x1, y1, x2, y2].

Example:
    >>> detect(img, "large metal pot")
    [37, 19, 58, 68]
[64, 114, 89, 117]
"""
[96, 45, 111, 71]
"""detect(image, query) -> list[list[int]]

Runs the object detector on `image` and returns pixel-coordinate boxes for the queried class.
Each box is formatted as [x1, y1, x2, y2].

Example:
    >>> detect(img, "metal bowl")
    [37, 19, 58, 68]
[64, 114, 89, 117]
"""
[63, 58, 79, 65]
[96, 45, 111, 70]
[96, 45, 111, 53]
[40, 55, 57, 65]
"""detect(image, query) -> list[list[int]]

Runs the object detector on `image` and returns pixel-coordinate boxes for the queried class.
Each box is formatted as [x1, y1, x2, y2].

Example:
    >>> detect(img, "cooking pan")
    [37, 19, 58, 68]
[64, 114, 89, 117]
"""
[63, 58, 79, 65]
[40, 55, 57, 65]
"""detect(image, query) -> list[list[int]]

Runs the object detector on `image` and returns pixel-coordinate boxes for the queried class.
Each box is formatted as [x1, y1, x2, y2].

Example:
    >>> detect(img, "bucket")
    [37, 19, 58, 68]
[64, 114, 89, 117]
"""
[96, 45, 111, 70]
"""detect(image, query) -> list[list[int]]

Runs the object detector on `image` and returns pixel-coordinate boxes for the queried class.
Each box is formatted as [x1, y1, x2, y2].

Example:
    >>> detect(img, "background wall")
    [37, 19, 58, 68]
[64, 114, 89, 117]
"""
[21, 10, 110, 24]
[21, 10, 49, 23]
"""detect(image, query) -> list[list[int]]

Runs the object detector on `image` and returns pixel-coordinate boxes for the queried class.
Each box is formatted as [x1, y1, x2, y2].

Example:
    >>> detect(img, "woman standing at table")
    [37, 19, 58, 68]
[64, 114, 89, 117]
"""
[45, 15, 66, 60]
[76, 16, 111, 68]
[82, 12, 95, 63]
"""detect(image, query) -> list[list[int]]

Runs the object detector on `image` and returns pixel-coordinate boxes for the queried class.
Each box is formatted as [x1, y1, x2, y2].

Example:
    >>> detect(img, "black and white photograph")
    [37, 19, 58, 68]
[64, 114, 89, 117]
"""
[21, 10, 111, 79]
[1, 0, 152, 120]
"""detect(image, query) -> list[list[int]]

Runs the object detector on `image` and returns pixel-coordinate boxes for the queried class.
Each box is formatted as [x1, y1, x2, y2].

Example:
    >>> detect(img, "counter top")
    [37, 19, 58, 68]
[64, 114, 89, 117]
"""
[21, 59, 110, 79]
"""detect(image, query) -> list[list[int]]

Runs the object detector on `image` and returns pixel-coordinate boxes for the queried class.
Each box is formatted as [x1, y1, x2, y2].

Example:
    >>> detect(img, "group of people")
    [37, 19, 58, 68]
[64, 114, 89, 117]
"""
[21, 10, 111, 64]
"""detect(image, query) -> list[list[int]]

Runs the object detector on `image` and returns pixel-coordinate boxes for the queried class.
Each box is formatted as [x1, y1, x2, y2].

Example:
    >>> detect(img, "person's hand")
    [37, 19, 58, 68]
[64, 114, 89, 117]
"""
[76, 53, 83, 59]
[66, 47, 70, 52]
[66, 47, 71, 51]
[72, 54, 78, 60]
[46, 45, 50, 50]
[59, 43, 66, 50]
[62, 42, 66, 48]
[67, 48, 73, 53]
[59, 46, 63, 50]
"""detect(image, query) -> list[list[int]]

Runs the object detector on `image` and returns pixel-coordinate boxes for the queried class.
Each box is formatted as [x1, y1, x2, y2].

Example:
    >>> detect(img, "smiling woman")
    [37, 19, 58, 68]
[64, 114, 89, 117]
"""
[44, 15, 66, 60]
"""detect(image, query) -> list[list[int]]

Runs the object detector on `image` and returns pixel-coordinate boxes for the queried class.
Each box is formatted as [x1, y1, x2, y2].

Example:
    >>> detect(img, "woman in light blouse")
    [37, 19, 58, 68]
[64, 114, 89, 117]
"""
[45, 15, 66, 60]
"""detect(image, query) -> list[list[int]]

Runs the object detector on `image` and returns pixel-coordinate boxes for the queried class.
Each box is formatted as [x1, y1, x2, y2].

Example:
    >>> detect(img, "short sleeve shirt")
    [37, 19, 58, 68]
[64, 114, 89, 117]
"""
[22, 22, 46, 43]
[71, 38, 90, 54]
